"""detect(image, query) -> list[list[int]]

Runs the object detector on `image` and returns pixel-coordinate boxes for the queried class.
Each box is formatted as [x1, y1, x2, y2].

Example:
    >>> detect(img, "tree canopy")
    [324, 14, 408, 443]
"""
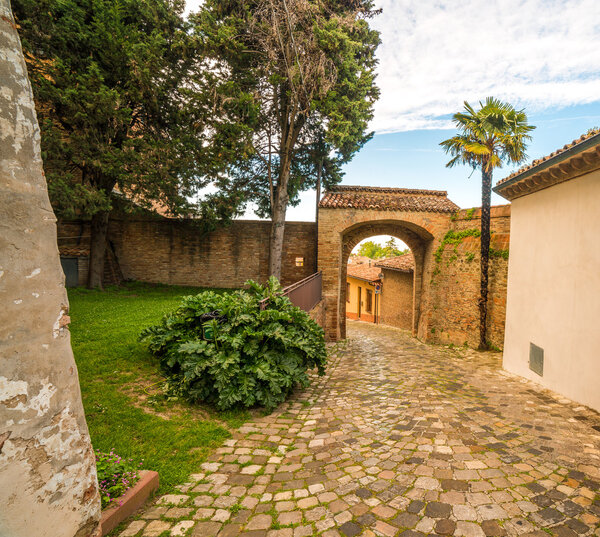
[194, 0, 381, 276]
[15, 0, 209, 218]
[357, 238, 408, 259]
[440, 97, 535, 175]
[15, 0, 382, 284]
[14, 0, 240, 286]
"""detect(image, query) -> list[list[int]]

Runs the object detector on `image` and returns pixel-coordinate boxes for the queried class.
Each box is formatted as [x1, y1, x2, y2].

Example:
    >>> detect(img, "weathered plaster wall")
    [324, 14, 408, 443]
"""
[0, 5, 101, 536]
[502, 173, 600, 412]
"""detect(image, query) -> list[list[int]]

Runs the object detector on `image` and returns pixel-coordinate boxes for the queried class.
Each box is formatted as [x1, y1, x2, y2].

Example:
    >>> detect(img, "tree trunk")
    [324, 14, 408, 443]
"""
[87, 210, 110, 289]
[269, 164, 290, 280]
[314, 158, 322, 274]
[0, 3, 101, 535]
[478, 167, 492, 350]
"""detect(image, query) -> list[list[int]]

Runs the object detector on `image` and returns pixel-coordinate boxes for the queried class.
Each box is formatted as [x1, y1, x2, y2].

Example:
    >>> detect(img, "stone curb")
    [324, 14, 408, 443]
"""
[100, 470, 159, 536]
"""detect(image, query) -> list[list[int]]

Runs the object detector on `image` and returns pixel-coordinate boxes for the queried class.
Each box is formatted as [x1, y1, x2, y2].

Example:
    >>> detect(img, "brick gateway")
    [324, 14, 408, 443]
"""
[317, 186, 510, 347]
[58, 186, 510, 348]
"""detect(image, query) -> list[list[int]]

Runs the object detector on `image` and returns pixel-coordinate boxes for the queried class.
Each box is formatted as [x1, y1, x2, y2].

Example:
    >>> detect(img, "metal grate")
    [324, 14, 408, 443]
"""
[529, 343, 544, 376]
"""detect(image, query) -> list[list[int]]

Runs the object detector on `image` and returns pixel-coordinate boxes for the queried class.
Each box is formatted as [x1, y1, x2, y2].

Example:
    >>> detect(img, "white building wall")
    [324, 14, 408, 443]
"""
[503, 170, 600, 411]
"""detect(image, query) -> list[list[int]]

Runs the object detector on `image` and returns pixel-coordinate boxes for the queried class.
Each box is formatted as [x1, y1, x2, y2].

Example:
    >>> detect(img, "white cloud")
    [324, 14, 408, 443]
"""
[185, 0, 203, 14]
[185, 1, 600, 132]
[371, 0, 600, 132]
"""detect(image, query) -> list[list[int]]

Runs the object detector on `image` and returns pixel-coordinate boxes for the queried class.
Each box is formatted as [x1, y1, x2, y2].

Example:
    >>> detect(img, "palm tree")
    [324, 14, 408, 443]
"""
[440, 97, 535, 350]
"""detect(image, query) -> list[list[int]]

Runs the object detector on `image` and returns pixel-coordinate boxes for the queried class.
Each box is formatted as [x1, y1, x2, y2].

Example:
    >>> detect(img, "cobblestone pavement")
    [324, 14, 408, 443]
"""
[124, 321, 600, 537]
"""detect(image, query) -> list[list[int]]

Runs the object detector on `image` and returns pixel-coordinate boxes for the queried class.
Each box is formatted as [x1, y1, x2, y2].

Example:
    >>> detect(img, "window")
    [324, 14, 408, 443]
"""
[295, 257, 304, 267]
[366, 289, 373, 313]
[346, 283, 351, 302]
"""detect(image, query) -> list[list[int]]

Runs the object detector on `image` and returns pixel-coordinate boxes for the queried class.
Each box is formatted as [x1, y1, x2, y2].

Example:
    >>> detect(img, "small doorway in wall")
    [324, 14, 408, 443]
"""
[366, 288, 373, 316]
[357, 287, 362, 319]
[60, 257, 79, 288]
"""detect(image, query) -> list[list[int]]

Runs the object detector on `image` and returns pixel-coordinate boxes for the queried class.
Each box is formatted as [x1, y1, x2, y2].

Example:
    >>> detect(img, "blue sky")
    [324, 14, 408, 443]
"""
[184, 0, 600, 222]
[284, 102, 600, 221]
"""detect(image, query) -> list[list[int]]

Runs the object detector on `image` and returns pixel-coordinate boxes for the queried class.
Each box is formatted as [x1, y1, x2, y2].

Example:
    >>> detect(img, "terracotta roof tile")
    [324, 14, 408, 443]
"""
[348, 255, 372, 265]
[319, 186, 459, 213]
[375, 253, 414, 273]
[347, 263, 382, 282]
[497, 128, 600, 186]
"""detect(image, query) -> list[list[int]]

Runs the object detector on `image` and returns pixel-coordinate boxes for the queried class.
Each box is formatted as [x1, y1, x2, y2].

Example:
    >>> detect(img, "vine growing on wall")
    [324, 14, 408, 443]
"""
[433, 228, 509, 267]
[434, 229, 481, 264]
[450, 207, 476, 222]
[489, 247, 510, 260]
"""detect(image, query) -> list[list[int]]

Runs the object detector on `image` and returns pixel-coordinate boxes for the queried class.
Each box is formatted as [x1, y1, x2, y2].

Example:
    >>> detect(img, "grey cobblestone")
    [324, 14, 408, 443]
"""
[132, 322, 600, 536]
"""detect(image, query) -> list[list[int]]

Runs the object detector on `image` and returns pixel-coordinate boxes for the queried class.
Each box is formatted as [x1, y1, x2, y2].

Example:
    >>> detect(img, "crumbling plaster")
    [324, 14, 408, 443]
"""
[0, 2, 101, 535]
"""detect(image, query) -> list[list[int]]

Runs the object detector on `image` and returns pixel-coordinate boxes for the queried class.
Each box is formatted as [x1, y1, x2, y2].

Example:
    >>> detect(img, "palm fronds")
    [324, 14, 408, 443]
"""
[440, 97, 535, 173]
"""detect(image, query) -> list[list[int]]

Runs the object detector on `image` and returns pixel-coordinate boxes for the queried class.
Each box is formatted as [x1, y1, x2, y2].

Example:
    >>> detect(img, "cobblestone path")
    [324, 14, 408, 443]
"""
[125, 321, 600, 537]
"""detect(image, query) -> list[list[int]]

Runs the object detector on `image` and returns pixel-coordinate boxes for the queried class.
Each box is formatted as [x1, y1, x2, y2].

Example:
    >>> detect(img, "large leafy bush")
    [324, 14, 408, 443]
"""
[140, 278, 327, 411]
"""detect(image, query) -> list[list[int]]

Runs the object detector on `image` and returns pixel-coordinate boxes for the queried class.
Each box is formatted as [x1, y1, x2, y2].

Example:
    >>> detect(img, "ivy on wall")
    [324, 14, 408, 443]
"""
[434, 229, 481, 264]
[489, 247, 509, 260]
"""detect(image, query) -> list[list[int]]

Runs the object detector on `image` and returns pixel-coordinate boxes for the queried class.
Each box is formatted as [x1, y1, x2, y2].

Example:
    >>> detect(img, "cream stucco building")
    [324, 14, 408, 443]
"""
[495, 129, 600, 412]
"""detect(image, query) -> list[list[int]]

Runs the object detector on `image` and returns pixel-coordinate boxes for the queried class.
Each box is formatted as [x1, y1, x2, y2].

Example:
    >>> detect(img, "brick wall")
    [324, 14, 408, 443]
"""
[427, 205, 510, 349]
[59, 204, 510, 349]
[57, 217, 317, 288]
[380, 269, 413, 331]
[308, 299, 326, 331]
[318, 204, 511, 349]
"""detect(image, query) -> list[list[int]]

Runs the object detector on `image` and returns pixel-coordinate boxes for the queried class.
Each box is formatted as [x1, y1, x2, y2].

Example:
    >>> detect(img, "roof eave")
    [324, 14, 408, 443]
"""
[377, 266, 413, 273]
[347, 274, 380, 283]
[494, 132, 600, 199]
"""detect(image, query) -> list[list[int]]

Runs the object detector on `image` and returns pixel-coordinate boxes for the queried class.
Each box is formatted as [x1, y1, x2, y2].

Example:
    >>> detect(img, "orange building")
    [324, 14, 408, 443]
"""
[346, 253, 414, 328]
[346, 263, 382, 323]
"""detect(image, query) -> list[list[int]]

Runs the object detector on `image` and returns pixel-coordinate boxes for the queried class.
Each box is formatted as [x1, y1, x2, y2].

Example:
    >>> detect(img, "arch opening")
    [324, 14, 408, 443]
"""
[336, 220, 434, 340]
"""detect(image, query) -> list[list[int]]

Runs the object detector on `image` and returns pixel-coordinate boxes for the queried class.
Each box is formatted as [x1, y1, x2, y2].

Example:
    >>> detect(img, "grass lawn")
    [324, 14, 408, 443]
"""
[68, 281, 250, 493]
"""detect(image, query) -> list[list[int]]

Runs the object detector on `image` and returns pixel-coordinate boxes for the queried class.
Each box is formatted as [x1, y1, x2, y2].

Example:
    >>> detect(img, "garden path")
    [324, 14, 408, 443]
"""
[123, 321, 600, 537]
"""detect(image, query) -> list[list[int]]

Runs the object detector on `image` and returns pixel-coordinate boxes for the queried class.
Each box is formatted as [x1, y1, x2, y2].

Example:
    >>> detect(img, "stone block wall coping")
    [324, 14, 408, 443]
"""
[453, 205, 511, 220]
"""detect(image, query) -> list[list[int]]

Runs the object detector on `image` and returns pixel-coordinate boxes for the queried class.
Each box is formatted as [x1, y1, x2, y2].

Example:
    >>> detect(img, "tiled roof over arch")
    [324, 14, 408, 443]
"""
[319, 186, 459, 213]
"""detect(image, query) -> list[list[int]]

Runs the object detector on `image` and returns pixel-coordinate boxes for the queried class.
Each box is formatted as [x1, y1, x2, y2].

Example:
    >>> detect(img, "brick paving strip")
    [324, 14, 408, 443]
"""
[122, 321, 600, 537]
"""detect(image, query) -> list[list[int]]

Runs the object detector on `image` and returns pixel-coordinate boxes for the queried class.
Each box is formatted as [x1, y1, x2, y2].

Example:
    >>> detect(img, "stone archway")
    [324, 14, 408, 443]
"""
[340, 220, 432, 338]
[317, 186, 459, 341]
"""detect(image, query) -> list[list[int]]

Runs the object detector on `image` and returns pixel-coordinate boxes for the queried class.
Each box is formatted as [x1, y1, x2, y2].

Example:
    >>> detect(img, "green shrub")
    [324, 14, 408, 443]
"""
[140, 277, 327, 411]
